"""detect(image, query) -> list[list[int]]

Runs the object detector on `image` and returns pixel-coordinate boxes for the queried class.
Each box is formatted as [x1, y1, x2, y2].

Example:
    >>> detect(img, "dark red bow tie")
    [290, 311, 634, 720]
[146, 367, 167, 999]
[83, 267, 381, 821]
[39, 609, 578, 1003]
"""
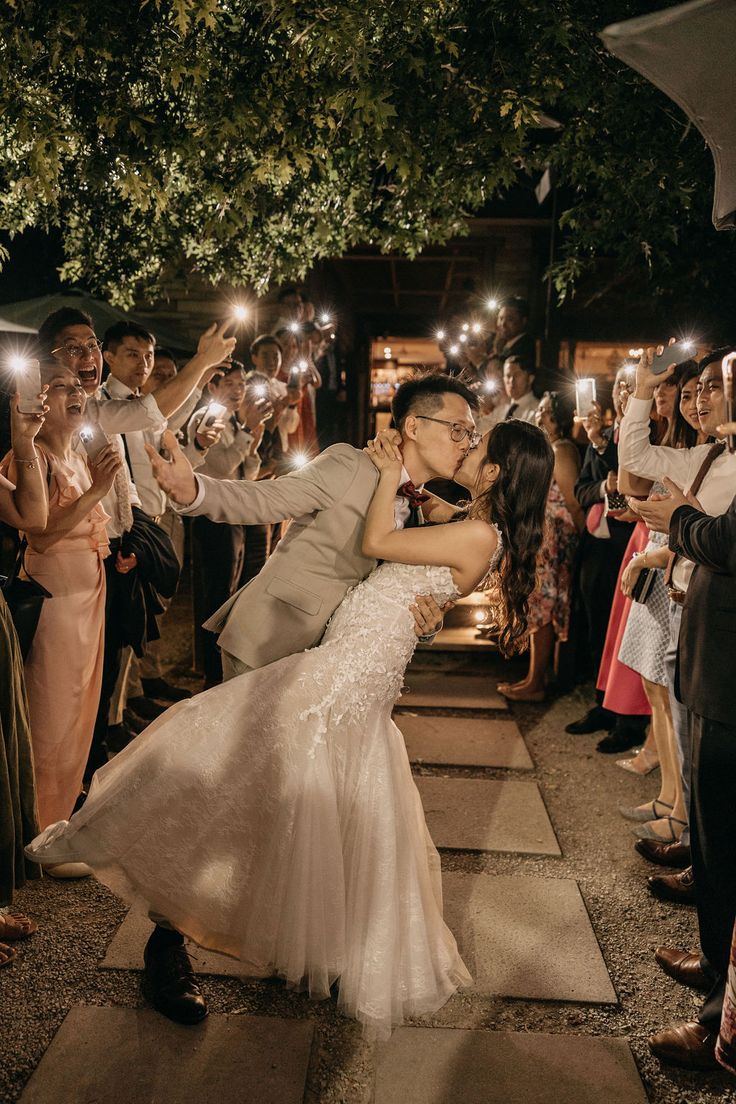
[398, 480, 430, 509]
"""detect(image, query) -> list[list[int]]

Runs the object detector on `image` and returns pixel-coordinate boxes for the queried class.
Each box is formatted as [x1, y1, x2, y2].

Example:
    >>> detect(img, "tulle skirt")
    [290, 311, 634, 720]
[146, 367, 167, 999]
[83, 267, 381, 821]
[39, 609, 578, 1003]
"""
[27, 649, 471, 1038]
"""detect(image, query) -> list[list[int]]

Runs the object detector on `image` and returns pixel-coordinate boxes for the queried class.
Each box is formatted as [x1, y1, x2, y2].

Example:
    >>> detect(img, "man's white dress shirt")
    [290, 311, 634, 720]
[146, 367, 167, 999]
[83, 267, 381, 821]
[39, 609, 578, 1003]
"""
[103, 376, 169, 519]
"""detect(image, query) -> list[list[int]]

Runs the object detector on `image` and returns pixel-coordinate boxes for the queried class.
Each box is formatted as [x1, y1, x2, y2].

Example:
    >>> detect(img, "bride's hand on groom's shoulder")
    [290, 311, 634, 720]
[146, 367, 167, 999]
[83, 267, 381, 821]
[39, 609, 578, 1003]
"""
[364, 435, 403, 481]
[367, 427, 402, 452]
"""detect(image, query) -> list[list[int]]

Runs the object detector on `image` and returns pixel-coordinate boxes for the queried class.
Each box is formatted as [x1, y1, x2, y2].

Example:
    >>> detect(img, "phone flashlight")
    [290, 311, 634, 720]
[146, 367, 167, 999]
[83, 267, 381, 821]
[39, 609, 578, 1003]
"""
[232, 305, 248, 323]
[11, 357, 44, 415]
[486, 298, 499, 311]
[198, 401, 228, 432]
[575, 378, 597, 418]
[435, 329, 446, 341]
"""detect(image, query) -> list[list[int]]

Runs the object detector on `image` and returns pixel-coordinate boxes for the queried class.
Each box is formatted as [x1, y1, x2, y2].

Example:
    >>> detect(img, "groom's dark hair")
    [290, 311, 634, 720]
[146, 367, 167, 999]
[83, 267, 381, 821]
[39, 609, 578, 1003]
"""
[391, 372, 479, 429]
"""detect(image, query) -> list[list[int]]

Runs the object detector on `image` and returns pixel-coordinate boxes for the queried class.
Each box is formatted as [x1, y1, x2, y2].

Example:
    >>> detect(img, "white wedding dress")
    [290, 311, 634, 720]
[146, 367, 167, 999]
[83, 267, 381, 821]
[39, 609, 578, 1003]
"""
[27, 554, 499, 1038]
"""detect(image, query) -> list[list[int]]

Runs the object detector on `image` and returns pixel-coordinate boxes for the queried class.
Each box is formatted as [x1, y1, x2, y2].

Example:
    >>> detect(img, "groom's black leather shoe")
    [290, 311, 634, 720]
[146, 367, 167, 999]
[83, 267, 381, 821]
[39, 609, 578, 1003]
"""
[143, 932, 208, 1025]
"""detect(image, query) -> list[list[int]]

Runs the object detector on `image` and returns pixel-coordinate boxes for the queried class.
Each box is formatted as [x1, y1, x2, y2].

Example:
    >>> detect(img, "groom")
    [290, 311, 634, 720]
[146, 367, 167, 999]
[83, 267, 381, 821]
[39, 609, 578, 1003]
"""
[142, 372, 479, 1024]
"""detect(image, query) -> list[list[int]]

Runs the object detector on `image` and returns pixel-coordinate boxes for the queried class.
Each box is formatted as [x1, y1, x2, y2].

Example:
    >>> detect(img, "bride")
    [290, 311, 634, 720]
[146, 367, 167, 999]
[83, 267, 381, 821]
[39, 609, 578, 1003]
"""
[27, 418, 553, 1039]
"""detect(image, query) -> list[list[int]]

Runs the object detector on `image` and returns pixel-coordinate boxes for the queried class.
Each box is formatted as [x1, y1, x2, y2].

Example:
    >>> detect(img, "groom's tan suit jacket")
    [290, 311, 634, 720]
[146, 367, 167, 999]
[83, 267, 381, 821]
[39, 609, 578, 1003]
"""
[179, 444, 381, 670]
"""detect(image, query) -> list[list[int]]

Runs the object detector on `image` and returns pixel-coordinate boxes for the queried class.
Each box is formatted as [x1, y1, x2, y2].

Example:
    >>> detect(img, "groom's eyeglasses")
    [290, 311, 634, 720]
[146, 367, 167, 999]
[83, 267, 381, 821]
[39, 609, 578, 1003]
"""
[415, 416, 481, 448]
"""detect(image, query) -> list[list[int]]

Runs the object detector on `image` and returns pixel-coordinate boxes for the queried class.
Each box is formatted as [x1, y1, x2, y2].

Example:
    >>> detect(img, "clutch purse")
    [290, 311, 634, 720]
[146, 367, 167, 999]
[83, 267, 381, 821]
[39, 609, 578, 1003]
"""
[631, 566, 656, 605]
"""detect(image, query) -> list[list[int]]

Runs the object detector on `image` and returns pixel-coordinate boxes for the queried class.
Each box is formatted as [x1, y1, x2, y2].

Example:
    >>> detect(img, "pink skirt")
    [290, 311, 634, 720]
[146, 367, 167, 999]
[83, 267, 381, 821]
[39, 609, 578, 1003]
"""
[596, 524, 650, 716]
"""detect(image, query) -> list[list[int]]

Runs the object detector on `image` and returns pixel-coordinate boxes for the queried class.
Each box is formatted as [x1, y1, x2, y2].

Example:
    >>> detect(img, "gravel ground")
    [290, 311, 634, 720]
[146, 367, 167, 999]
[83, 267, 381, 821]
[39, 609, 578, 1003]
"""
[3, 579, 736, 1104]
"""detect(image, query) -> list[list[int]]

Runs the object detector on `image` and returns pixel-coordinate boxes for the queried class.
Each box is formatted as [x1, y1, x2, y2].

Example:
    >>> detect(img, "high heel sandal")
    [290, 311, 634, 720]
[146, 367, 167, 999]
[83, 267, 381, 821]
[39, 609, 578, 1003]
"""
[618, 798, 673, 823]
[634, 815, 687, 843]
[616, 748, 660, 776]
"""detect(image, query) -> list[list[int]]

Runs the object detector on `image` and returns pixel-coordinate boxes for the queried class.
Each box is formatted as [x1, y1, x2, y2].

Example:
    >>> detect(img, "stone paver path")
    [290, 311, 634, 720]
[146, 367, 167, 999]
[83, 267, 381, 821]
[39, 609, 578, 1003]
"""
[19, 1007, 314, 1104]
[443, 872, 617, 1002]
[398, 672, 508, 711]
[375, 1027, 648, 1104]
[396, 714, 533, 769]
[416, 776, 561, 855]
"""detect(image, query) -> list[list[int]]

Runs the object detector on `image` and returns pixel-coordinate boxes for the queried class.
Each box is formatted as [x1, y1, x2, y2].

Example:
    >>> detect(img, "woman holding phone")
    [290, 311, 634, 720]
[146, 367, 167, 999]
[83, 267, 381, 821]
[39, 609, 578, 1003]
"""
[5, 359, 121, 861]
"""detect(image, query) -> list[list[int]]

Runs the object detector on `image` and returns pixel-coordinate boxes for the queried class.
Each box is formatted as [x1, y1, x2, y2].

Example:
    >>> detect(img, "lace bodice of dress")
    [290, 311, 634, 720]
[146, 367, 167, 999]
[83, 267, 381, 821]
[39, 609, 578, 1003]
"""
[298, 526, 503, 740]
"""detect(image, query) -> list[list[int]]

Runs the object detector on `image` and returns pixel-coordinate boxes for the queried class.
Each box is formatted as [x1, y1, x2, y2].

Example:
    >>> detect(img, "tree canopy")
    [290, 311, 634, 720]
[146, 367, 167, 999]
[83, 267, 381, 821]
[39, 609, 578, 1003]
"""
[1, 0, 733, 307]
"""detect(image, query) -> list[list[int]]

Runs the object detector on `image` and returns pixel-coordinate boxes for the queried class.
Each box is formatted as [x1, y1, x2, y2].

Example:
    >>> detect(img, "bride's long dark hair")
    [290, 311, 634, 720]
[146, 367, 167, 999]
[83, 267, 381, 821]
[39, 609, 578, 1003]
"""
[464, 420, 554, 656]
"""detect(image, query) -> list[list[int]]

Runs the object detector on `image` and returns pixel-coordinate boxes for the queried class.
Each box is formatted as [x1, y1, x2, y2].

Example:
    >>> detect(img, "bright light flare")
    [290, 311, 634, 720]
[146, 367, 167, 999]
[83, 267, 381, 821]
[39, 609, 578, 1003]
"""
[291, 451, 309, 469]
[297, 359, 309, 372]
[435, 329, 446, 341]
[461, 322, 469, 332]
[8, 355, 28, 373]
[232, 304, 248, 322]
[471, 322, 482, 335]
[486, 298, 499, 311]
[473, 608, 489, 624]
[448, 344, 460, 356]
[482, 379, 498, 394]
[459, 333, 468, 344]
[320, 313, 331, 325]
[288, 321, 301, 334]
[628, 347, 644, 358]
[252, 384, 269, 399]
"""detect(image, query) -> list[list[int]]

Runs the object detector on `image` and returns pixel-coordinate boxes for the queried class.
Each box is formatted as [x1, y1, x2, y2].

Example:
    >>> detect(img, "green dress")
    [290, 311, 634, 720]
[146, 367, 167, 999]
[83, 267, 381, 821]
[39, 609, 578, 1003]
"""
[0, 589, 41, 904]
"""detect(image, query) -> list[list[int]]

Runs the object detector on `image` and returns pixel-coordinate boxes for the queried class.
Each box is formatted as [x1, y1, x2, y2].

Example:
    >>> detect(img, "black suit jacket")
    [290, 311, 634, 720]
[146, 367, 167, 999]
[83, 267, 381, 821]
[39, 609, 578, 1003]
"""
[575, 427, 635, 550]
[669, 495, 736, 725]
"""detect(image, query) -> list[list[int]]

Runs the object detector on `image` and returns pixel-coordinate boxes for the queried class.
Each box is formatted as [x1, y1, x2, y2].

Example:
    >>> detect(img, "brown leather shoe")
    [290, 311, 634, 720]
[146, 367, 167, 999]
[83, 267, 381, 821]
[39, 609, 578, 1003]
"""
[654, 947, 711, 991]
[648, 1021, 719, 1070]
[635, 837, 691, 868]
[648, 865, 696, 905]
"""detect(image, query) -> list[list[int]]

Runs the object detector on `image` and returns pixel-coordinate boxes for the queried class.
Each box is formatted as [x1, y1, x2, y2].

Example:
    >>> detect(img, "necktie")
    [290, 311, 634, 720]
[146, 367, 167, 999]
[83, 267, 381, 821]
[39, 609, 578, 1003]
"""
[398, 480, 430, 510]
[505, 402, 518, 420]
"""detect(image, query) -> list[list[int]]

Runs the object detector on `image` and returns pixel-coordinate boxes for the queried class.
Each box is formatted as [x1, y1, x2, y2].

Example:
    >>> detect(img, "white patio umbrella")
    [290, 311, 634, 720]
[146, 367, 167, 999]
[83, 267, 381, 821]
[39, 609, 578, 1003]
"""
[601, 0, 736, 229]
[0, 317, 37, 334]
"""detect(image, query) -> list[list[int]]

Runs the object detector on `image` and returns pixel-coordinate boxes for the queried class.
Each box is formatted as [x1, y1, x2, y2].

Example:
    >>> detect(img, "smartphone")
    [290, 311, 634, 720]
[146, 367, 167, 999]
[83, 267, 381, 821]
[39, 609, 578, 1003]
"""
[14, 358, 44, 415]
[287, 365, 301, 388]
[79, 422, 110, 461]
[650, 340, 696, 376]
[197, 401, 228, 432]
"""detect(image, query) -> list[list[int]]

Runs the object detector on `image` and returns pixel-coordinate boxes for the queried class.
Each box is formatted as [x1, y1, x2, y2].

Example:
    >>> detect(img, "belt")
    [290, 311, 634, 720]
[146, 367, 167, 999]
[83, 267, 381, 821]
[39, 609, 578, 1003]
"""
[667, 587, 685, 605]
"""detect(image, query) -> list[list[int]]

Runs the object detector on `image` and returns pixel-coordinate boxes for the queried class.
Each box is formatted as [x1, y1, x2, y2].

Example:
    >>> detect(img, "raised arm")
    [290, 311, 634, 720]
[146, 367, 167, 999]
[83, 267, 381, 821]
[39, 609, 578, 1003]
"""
[147, 432, 362, 525]
[362, 439, 497, 595]
[0, 391, 49, 532]
[669, 498, 736, 575]
[148, 323, 237, 420]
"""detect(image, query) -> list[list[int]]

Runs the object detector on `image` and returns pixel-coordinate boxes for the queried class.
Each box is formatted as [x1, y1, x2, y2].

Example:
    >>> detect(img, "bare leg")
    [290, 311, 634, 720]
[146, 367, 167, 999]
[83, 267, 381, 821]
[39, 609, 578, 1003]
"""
[634, 678, 686, 840]
[498, 622, 554, 700]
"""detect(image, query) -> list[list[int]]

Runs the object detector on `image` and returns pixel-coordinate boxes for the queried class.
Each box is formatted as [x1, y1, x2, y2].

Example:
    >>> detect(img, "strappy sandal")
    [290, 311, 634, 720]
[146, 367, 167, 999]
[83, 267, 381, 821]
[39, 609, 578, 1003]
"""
[0, 941, 17, 968]
[616, 749, 660, 775]
[634, 815, 687, 843]
[0, 911, 38, 941]
[618, 798, 673, 823]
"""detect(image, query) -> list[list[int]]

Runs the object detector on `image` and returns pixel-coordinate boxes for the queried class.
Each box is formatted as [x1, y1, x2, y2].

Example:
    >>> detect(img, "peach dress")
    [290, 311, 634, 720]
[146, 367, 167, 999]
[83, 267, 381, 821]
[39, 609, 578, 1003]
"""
[21, 447, 109, 828]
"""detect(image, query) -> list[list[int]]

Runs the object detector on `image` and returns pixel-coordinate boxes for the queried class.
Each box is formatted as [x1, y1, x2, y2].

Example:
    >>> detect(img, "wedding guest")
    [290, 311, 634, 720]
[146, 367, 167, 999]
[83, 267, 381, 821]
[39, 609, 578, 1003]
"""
[498, 391, 583, 700]
[626, 364, 705, 862]
[486, 296, 536, 376]
[0, 388, 48, 965]
[186, 361, 268, 685]
[249, 334, 300, 463]
[567, 366, 646, 752]
[12, 360, 121, 863]
[633, 479, 736, 1071]
[616, 369, 689, 843]
[238, 371, 276, 585]
[490, 357, 539, 425]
